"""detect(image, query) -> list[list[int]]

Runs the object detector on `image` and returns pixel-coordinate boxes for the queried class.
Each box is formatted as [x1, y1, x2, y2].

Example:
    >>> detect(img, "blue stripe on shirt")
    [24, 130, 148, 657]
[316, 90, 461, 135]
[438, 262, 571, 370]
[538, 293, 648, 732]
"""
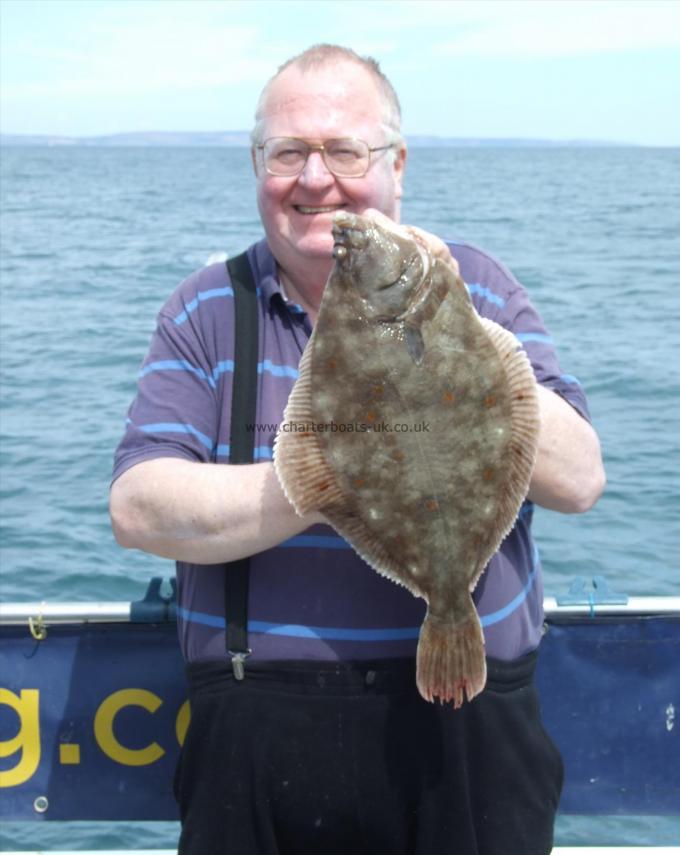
[177, 544, 540, 639]
[176, 606, 421, 640]
[480, 544, 540, 628]
[259, 359, 299, 379]
[174, 286, 234, 325]
[140, 360, 216, 388]
[560, 373, 581, 385]
[466, 282, 506, 308]
[213, 360, 298, 381]
[140, 358, 299, 388]
[212, 360, 235, 381]
[251, 621, 421, 641]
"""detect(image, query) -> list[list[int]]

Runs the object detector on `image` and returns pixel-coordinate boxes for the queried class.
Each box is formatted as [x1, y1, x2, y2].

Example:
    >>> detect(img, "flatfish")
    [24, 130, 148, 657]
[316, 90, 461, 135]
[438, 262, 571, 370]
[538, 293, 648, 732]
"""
[274, 212, 539, 707]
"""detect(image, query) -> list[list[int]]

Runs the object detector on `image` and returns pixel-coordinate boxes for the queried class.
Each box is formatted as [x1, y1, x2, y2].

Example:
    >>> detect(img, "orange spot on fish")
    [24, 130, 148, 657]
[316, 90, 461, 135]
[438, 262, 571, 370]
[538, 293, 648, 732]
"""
[318, 482, 330, 492]
[392, 449, 406, 462]
[371, 385, 384, 397]
[483, 468, 494, 482]
[443, 391, 456, 404]
[424, 498, 439, 512]
[366, 411, 376, 422]
[516, 393, 525, 401]
[484, 395, 496, 407]
[327, 359, 338, 371]
[353, 478, 366, 488]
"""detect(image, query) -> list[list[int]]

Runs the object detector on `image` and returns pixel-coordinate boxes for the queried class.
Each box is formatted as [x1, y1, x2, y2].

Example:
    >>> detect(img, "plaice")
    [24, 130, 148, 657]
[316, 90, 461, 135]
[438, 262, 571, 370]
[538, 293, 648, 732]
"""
[274, 212, 539, 707]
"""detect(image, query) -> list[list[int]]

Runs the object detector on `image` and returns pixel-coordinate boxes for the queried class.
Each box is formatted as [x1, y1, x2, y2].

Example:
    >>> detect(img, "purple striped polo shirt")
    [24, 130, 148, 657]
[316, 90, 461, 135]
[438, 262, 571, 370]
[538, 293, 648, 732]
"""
[113, 237, 590, 664]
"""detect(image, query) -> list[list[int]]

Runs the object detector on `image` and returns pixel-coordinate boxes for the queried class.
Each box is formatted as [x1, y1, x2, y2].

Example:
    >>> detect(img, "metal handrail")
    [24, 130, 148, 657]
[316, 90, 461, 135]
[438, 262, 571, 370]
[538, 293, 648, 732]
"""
[0, 601, 133, 625]
[544, 596, 680, 618]
[1, 596, 679, 627]
[2, 848, 679, 854]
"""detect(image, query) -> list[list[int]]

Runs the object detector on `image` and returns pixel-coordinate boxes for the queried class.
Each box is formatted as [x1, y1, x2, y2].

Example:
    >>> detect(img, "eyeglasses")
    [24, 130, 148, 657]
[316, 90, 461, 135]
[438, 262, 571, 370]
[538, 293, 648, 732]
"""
[254, 137, 395, 178]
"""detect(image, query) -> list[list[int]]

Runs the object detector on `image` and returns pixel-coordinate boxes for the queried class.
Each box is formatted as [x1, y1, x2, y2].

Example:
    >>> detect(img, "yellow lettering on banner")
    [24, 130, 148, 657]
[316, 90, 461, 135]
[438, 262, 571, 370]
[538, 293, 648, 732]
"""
[94, 689, 165, 766]
[0, 689, 40, 788]
[175, 699, 190, 746]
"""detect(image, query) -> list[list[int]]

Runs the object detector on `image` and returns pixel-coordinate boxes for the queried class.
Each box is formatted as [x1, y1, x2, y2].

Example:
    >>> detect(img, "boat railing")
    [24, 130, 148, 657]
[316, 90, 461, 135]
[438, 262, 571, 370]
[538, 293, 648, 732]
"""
[1, 576, 679, 852]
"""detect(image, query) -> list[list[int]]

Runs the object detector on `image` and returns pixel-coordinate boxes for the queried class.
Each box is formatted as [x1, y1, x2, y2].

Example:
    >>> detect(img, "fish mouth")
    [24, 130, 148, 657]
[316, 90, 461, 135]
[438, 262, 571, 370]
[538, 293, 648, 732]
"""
[331, 211, 370, 260]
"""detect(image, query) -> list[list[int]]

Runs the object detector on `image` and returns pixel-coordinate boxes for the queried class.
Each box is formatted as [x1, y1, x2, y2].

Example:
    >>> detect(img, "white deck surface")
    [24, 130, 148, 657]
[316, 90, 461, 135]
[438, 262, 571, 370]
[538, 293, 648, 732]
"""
[3, 848, 679, 854]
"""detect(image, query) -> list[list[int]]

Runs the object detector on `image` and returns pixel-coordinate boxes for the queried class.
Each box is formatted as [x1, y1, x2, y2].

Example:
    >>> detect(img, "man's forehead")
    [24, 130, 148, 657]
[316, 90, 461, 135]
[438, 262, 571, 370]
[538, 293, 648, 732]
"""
[260, 60, 384, 121]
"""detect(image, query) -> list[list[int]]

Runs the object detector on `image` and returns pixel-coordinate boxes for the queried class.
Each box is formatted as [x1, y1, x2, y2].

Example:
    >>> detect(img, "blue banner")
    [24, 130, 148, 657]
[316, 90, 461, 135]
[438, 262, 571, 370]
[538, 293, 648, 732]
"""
[0, 622, 186, 820]
[1, 615, 678, 820]
[537, 616, 680, 815]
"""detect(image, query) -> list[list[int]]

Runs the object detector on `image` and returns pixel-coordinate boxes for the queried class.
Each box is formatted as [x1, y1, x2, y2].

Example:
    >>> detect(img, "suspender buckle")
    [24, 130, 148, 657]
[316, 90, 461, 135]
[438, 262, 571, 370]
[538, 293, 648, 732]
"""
[229, 650, 251, 681]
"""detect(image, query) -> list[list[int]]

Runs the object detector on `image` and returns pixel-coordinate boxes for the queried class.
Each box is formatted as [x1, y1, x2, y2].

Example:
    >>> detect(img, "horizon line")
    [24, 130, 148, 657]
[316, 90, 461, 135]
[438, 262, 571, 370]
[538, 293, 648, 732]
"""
[0, 130, 660, 148]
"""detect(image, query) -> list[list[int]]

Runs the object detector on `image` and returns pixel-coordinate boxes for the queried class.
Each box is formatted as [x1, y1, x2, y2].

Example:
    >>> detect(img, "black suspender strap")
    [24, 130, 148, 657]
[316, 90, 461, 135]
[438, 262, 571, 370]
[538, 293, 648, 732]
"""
[224, 251, 258, 679]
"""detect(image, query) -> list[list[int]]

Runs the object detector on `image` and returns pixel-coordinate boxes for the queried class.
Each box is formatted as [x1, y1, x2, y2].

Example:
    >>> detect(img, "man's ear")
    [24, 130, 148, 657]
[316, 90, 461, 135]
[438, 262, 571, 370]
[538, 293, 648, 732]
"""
[393, 143, 407, 200]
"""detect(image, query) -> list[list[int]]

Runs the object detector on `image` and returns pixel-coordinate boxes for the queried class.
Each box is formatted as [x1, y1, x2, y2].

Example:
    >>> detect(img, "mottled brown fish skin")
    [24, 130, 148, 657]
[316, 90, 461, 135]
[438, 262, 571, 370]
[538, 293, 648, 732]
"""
[274, 212, 539, 708]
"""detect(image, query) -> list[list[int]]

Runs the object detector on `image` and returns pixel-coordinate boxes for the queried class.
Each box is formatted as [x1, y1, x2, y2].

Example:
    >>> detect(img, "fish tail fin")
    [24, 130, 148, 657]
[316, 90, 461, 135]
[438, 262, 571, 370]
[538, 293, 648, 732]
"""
[416, 602, 486, 708]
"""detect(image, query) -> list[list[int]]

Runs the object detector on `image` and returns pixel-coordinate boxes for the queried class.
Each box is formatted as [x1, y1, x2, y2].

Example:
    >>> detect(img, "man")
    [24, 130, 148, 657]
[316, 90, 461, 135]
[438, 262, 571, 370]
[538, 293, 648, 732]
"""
[111, 44, 605, 855]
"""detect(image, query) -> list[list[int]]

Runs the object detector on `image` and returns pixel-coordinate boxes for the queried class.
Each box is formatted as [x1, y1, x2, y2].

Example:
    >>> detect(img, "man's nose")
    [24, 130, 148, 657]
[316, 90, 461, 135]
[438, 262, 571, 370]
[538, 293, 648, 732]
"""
[297, 150, 335, 188]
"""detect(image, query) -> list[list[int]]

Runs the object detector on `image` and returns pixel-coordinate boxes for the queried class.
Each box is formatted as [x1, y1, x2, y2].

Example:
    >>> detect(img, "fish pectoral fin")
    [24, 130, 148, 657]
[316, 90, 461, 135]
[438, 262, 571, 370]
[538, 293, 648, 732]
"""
[404, 324, 425, 365]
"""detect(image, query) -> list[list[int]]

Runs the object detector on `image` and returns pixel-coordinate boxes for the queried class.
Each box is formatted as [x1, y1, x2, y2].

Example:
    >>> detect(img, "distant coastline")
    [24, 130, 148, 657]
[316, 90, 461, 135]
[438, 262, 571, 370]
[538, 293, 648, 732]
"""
[0, 131, 639, 148]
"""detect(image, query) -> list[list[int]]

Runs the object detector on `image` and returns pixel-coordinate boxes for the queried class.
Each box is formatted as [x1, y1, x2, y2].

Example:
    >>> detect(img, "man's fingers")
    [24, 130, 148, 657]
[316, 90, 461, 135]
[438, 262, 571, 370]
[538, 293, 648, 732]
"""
[362, 208, 406, 235]
[361, 209, 459, 276]
[407, 225, 459, 275]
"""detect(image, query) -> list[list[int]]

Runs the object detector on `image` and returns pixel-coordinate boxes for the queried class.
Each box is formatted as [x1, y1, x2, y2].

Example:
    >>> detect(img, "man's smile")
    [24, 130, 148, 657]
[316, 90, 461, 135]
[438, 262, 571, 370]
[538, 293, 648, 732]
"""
[293, 204, 346, 215]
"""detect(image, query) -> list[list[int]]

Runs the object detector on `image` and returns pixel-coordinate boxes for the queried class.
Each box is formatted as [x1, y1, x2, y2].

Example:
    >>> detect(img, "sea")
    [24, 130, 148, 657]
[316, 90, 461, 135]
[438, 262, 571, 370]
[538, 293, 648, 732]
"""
[1, 144, 679, 849]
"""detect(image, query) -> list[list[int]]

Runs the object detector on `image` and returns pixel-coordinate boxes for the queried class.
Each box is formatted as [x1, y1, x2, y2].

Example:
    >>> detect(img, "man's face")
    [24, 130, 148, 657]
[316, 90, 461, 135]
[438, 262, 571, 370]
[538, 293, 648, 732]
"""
[253, 61, 407, 274]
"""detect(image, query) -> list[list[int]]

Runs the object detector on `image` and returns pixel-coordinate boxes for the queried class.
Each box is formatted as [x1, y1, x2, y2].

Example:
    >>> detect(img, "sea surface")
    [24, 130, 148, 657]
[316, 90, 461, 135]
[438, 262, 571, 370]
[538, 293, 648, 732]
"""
[1, 145, 679, 849]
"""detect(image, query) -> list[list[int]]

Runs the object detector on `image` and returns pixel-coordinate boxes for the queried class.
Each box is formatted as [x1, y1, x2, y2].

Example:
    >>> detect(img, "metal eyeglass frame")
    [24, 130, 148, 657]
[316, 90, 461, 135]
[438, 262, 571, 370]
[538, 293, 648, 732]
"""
[254, 137, 396, 178]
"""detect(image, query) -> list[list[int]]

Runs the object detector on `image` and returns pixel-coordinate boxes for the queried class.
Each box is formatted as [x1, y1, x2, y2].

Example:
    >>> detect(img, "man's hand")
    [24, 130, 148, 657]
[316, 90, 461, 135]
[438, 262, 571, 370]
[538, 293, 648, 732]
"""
[362, 208, 460, 276]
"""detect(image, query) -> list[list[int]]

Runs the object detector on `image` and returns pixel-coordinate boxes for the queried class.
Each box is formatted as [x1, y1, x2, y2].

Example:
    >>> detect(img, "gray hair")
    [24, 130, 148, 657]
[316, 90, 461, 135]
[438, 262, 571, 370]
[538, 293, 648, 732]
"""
[251, 44, 403, 148]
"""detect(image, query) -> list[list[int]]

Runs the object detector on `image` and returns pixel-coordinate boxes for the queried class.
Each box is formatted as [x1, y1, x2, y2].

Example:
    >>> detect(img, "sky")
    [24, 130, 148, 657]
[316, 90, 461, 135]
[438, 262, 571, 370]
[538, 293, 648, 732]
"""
[1, 0, 679, 145]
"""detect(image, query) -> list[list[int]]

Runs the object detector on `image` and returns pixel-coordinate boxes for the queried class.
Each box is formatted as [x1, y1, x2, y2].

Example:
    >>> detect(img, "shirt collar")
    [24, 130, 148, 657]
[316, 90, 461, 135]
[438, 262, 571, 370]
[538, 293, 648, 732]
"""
[251, 239, 308, 318]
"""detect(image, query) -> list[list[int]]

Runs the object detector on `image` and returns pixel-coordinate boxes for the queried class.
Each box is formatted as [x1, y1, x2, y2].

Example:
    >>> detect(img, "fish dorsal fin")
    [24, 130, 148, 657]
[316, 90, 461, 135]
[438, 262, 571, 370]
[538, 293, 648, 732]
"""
[476, 317, 540, 552]
[273, 334, 346, 516]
